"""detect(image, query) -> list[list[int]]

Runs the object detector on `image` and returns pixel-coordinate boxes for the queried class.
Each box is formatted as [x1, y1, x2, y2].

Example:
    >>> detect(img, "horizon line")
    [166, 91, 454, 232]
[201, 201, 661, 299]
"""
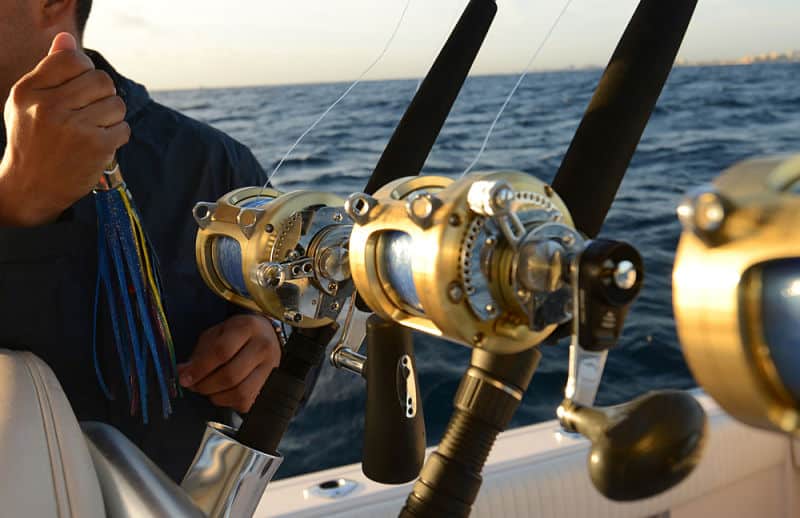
[150, 60, 798, 94]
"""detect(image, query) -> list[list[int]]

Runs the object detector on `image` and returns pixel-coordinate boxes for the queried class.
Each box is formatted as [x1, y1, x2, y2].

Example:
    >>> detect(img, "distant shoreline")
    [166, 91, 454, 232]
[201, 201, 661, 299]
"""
[151, 60, 799, 95]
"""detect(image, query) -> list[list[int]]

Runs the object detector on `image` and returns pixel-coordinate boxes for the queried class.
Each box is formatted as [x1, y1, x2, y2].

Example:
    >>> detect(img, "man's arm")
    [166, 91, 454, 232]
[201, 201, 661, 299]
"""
[0, 33, 128, 226]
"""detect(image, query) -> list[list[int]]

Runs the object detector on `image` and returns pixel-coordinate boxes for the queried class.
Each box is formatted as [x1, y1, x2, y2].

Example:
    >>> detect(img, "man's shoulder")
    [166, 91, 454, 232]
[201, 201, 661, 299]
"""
[136, 101, 245, 154]
[130, 100, 266, 187]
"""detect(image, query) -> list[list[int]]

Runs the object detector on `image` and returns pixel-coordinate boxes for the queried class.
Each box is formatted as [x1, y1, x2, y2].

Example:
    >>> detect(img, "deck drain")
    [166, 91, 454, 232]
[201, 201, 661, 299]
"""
[305, 478, 360, 500]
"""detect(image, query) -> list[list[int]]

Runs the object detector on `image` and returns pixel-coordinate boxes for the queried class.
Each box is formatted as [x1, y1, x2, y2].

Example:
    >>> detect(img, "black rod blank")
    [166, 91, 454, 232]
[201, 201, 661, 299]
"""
[551, 0, 698, 238]
[364, 0, 497, 195]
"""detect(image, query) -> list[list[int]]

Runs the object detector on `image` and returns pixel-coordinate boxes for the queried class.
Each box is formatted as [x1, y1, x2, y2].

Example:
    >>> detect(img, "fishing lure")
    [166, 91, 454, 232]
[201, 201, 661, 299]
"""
[93, 160, 178, 422]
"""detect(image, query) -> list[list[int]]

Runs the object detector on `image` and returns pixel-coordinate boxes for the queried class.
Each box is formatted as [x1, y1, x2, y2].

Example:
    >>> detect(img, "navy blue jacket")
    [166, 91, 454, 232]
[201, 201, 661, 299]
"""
[0, 51, 266, 481]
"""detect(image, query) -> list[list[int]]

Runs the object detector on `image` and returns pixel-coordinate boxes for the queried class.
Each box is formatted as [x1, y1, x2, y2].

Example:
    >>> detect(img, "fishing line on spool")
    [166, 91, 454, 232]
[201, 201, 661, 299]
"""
[263, 0, 412, 189]
[213, 197, 274, 297]
[461, 0, 574, 177]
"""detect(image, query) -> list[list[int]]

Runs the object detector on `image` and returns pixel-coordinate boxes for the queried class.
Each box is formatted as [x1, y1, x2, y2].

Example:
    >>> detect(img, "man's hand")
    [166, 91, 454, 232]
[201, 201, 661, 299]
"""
[178, 315, 281, 414]
[0, 32, 130, 227]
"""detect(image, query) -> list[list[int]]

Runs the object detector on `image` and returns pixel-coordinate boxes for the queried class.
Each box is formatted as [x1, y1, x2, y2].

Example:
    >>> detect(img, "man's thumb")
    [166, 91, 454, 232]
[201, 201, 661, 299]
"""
[48, 32, 78, 55]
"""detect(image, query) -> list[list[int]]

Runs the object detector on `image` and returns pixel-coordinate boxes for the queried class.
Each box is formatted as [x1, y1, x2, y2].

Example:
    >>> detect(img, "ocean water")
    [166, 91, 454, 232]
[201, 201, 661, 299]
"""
[154, 62, 800, 479]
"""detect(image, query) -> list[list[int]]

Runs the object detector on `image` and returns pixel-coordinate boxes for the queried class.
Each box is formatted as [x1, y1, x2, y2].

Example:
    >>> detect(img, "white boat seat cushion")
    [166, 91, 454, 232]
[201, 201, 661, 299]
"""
[0, 349, 105, 518]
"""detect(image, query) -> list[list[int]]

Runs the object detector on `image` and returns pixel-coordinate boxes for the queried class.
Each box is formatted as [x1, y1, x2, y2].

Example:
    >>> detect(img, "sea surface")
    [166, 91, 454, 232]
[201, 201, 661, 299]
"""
[154, 63, 800, 479]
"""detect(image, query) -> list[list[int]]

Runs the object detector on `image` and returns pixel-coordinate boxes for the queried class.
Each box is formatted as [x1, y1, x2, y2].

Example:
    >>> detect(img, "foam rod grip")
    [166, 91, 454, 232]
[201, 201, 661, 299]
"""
[235, 324, 338, 455]
[552, 0, 697, 238]
[362, 316, 426, 484]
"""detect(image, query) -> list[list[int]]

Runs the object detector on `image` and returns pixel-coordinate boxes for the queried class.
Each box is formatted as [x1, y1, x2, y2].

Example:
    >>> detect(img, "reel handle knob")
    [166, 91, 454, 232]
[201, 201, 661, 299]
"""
[559, 390, 706, 501]
[362, 316, 426, 484]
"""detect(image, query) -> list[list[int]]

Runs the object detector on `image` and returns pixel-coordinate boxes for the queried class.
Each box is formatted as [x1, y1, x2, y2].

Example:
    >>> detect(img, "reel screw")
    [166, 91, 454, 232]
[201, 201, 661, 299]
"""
[328, 281, 338, 293]
[284, 311, 303, 323]
[448, 282, 464, 303]
[613, 260, 638, 290]
[485, 304, 498, 316]
[330, 301, 341, 312]
[493, 187, 515, 210]
[265, 224, 274, 233]
[449, 214, 462, 227]
[472, 333, 486, 347]
[409, 195, 434, 219]
[485, 236, 496, 247]
[333, 212, 344, 222]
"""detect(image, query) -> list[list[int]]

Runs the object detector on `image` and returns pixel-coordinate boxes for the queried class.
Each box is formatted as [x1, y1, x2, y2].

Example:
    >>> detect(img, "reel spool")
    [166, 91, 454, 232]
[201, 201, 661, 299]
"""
[347, 171, 583, 354]
[194, 187, 354, 327]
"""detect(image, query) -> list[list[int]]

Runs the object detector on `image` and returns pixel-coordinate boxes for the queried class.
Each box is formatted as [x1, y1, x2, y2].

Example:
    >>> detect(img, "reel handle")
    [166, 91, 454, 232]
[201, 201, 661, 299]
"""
[565, 240, 643, 408]
[559, 240, 707, 502]
[559, 391, 706, 501]
[362, 316, 426, 484]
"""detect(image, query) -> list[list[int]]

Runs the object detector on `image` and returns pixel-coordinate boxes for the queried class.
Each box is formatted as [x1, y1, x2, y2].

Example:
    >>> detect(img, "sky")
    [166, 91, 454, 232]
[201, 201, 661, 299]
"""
[83, 0, 800, 91]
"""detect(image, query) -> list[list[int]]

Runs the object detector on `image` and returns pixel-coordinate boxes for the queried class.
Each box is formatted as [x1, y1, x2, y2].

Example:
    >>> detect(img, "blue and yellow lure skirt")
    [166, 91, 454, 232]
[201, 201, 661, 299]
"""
[93, 161, 178, 422]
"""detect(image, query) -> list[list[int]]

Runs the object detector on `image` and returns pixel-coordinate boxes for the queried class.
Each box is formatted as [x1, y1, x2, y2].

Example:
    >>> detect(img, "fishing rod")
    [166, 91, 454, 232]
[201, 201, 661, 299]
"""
[180, 2, 502, 513]
[183, 0, 705, 516]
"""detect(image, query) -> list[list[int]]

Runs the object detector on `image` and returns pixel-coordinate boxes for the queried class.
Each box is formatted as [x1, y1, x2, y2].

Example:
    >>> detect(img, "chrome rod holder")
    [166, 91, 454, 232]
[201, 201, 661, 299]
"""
[181, 422, 283, 518]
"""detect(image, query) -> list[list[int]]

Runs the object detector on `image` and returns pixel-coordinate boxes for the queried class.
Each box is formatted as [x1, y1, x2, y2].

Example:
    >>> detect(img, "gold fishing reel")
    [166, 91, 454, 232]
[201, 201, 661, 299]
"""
[194, 187, 354, 327]
[674, 154, 800, 434]
[346, 171, 583, 354]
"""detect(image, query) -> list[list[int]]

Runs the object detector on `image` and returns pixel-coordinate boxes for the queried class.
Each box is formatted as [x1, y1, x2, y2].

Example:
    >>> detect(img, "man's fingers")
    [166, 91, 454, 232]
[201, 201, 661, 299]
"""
[59, 70, 117, 110]
[75, 95, 127, 128]
[180, 320, 253, 387]
[102, 121, 132, 151]
[26, 49, 94, 90]
[190, 336, 279, 395]
[49, 32, 78, 54]
[209, 363, 273, 414]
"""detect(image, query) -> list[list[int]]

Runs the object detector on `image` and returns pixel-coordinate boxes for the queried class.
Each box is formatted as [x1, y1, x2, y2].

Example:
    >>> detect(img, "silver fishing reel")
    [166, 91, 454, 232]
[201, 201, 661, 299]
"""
[194, 187, 353, 327]
[346, 171, 584, 353]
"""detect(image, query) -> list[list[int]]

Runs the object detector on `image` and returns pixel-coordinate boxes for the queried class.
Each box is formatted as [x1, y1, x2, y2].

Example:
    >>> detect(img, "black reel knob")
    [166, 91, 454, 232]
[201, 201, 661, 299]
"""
[559, 390, 707, 501]
[362, 316, 426, 484]
[577, 239, 644, 352]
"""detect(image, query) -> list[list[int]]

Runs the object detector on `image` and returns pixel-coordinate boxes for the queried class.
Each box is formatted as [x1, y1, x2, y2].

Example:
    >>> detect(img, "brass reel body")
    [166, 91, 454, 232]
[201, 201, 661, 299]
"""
[347, 171, 578, 354]
[195, 187, 353, 328]
[674, 155, 800, 434]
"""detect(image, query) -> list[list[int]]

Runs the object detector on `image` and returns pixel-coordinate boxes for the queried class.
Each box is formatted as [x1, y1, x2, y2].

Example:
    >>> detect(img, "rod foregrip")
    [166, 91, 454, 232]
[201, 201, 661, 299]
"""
[364, 0, 497, 194]
[236, 325, 338, 454]
[400, 347, 540, 518]
[552, 0, 697, 237]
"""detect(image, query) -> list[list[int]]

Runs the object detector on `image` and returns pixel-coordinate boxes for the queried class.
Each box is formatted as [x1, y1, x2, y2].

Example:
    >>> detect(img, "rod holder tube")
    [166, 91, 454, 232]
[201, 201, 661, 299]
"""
[181, 423, 283, 518]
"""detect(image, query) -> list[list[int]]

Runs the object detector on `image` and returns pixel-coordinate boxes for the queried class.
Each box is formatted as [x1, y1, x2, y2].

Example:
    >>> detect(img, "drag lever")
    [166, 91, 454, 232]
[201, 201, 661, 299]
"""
[331, 305, 426, 484]
[565, 239, 644, 407]
[559, 239, 707, 501]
